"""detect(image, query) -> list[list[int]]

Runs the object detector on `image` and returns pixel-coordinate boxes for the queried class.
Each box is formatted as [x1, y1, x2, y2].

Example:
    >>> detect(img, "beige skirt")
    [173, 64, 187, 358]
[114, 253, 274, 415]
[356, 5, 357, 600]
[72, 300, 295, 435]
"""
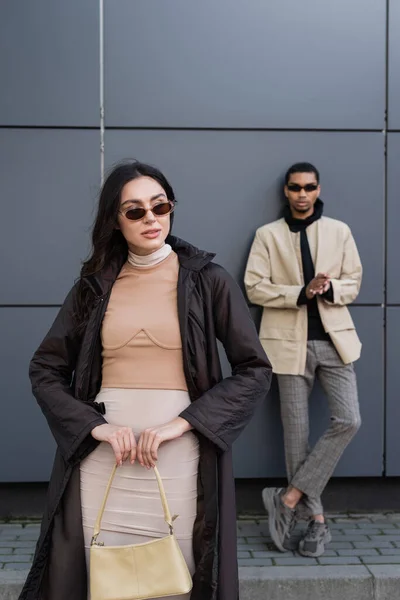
[80, 388, 200, 600]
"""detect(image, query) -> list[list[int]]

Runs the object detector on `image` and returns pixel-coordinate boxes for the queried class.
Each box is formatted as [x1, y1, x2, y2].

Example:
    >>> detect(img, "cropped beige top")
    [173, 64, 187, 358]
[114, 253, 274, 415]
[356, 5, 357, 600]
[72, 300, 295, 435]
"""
[101, 251, 188, 391]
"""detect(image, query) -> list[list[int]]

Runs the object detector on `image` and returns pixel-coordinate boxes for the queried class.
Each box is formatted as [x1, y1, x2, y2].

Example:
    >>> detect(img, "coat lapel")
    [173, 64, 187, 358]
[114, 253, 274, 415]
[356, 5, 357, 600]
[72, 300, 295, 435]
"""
[314, 218, 328, 274]
[281, 220, 303, 285]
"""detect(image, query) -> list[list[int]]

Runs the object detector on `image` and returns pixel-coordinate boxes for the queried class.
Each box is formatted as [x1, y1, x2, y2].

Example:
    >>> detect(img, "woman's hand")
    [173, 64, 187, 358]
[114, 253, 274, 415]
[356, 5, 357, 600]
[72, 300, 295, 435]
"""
[137, 417, 193, 469]
[91, 424, 137, 466]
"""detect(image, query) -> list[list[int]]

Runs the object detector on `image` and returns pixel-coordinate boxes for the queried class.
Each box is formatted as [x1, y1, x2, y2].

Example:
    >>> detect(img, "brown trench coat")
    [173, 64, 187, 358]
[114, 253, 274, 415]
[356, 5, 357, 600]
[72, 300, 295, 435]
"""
[19, 236, 272, 600]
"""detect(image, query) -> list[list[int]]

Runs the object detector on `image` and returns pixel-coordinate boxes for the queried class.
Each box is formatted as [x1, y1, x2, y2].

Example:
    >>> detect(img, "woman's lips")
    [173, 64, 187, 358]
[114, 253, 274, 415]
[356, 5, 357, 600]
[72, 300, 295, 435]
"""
[141, 229, 161, 239]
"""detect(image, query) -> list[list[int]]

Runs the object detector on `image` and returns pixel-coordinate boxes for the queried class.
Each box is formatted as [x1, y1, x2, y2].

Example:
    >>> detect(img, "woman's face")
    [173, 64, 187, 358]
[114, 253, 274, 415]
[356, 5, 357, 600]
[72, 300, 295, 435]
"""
[117, 176, 172, 256]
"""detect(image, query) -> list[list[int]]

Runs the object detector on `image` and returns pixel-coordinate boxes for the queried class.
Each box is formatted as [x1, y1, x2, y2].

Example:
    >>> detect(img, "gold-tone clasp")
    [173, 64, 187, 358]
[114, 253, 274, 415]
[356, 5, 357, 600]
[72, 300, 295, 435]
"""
[168, 514, 179, 535]
[91, 534, 104, 547]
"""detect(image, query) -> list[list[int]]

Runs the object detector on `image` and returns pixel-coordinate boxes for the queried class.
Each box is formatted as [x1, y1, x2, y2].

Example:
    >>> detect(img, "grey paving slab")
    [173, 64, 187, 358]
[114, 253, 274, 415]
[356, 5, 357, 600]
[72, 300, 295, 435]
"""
[318, 556, 362, 565]
[1, 562, 31, 571]
[362, 555, 400, 564]
[10, 549, 35, 556]
[338, 548, 380, 556]
[253, 551, 294, 559]
[333, 534, 369, 542]
[330, 541, 355, 549]
[1, 556, 32, 564]
[13, 534, 38, 541]
[238, 543, 267, 551]
[274, 556, 319, 566]
[0, 543, 35, 549]
[342, 528, 382, 536]
[245, 536, 269, 543]
[354, 541, 396, 549]
[369, 535, 400, 542]
[321, 550, 339, 557]
[238, 558, 273, 567]
[378, 548, 400, 555]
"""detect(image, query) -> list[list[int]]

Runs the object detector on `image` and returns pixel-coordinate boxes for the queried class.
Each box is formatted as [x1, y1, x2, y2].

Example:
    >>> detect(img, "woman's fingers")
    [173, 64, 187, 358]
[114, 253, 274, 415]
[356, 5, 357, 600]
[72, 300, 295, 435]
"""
[109, 437, 123, 466]
[130, 430, 137, 464]
[137, 433, 144, 467]
[144, 430, 155, 468]
[102, 426, 135, 466]
[137, 429, 160, 469]
[150, 435, 160, 465]
[146, 431, 160, 468]
[116, 431, 126, 465]
[122, 431, 131, 462]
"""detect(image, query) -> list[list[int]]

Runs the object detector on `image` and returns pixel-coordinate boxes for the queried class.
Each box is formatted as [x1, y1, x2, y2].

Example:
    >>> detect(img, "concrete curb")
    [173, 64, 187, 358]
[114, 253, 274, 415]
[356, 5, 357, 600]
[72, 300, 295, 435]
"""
[2, 566, 400, 600]
[238, 565, 400, 600]
[0, 570, 27, 600]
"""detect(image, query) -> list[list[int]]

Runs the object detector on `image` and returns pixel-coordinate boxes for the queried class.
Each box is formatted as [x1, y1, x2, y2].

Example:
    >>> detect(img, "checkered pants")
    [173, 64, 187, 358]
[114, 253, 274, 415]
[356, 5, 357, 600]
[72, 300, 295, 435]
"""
[277, 340, 361, 518]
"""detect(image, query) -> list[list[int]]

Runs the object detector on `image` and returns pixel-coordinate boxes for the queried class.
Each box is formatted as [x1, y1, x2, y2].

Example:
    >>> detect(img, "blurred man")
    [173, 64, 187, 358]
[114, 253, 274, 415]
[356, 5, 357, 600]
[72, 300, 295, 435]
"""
[244, 162, 362, 557]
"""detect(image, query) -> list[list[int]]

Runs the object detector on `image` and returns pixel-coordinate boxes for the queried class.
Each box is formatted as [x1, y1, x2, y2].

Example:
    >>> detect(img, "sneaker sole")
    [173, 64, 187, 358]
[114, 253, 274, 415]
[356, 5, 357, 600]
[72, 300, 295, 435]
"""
[262, 488, 286, 553]
[297, 531, 332, 558]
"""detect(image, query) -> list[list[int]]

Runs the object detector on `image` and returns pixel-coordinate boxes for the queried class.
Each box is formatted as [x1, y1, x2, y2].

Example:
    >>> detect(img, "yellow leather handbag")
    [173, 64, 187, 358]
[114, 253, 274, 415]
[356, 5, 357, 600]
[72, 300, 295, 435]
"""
[90, 464, 193, 600]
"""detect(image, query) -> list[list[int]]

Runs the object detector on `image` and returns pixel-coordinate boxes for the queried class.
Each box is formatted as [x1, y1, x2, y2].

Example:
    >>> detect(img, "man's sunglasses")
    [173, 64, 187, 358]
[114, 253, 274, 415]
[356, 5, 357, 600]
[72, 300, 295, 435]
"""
[287, 183, 318, 192]
[119, 201, 175, 222]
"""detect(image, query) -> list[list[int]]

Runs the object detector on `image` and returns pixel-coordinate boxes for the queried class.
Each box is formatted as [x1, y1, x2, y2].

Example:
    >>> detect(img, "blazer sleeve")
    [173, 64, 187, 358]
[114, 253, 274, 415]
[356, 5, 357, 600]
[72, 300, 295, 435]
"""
[179, 265, 273, 451]
[244, 229, 303, 309]
[29, 285, 107, 465]
[325, 226, 363, 306]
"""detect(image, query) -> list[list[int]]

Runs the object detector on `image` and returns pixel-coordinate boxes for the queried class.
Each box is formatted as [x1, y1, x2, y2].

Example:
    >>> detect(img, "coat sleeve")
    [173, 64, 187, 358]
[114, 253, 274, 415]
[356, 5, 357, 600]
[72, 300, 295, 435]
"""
[244, 229, 303, 309]
[179, 265, 273, 451]
[324, 226, 362, 306]
[29, 285, 107, 465]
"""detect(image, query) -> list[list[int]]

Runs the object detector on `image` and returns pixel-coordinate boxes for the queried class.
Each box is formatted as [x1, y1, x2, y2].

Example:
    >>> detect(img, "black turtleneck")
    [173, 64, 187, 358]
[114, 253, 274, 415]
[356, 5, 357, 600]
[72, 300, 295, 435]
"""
[284, 199, 332, 341]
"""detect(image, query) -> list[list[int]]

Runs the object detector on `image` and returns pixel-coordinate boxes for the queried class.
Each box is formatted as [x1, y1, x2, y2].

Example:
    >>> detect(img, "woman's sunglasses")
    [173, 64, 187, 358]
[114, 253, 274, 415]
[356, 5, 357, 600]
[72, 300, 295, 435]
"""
[119, 201, 175, 222]
[287, 183, 318, 192]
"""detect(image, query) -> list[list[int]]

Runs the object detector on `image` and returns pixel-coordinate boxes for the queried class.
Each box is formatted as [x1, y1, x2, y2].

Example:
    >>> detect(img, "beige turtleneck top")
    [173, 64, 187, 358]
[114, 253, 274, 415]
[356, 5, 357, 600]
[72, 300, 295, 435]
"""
[101, 250, 188, 391]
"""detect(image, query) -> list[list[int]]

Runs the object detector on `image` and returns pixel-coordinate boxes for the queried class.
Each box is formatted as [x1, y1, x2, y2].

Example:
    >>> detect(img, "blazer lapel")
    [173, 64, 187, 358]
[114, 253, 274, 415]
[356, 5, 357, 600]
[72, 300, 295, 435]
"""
[314, 217, 331, 274]
[281, 220, 303, 285]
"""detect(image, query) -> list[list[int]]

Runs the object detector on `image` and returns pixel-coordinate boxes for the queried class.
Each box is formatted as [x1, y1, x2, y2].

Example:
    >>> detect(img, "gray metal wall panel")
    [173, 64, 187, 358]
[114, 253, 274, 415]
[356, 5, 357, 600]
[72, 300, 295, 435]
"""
[389, 0, 400, 129]
[0, 308, 58, 482]
[105, 130, 384, 304]
[0, 1, 99, 126]
[387, 134, 400, 303]
[104, 0, 385, 129]
[0, 129, 100, 304]
[385, 308, 400, 476]
[233, 306, 384, 478]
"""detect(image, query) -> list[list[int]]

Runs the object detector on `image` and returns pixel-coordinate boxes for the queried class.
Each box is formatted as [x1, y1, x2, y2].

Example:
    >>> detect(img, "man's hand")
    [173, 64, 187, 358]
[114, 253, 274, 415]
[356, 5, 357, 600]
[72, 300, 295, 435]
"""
[306, 273, 330, 299]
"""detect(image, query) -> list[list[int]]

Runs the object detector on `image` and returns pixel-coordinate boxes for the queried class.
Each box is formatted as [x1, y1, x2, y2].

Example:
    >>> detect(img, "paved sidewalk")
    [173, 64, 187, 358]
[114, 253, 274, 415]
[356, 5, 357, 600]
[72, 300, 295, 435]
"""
[1, 514, 400, 599]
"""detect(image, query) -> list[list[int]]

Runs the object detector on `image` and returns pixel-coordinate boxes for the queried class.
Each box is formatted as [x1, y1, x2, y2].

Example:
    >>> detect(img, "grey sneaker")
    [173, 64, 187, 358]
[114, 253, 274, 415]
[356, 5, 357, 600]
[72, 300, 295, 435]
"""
[262, 487, 296, 552]
[298, 520, 332, 557]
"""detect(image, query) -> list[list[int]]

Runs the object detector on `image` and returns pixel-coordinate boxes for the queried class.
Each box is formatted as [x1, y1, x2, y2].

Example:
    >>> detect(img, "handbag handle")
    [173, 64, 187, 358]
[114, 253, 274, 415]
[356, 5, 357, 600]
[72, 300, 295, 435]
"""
[91, 464, 176, 546]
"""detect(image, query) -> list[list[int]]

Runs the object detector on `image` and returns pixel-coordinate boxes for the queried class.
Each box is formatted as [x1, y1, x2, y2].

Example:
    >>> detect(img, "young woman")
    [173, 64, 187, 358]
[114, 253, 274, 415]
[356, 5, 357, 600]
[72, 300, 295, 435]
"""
[19, 161, 272, 600]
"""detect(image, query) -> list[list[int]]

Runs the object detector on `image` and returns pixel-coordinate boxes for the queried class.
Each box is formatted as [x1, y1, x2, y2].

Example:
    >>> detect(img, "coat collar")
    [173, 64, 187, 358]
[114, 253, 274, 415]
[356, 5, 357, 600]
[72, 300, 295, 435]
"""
[83, 235, 216, 297]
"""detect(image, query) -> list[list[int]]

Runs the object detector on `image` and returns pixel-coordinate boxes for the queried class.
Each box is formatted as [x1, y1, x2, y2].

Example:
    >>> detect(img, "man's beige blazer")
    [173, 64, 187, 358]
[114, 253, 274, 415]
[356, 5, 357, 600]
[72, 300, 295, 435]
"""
[244, 216, 362, 375]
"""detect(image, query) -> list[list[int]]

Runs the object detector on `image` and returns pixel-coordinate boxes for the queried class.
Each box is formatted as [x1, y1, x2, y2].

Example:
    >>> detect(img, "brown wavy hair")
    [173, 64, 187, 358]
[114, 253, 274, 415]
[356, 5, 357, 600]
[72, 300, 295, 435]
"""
[75, 161, 176, 332]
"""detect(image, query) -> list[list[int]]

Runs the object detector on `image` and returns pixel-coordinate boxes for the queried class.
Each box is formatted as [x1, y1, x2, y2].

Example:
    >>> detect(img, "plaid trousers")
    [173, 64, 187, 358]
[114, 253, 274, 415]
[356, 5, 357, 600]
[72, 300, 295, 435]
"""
[277, 340, 361, 517]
